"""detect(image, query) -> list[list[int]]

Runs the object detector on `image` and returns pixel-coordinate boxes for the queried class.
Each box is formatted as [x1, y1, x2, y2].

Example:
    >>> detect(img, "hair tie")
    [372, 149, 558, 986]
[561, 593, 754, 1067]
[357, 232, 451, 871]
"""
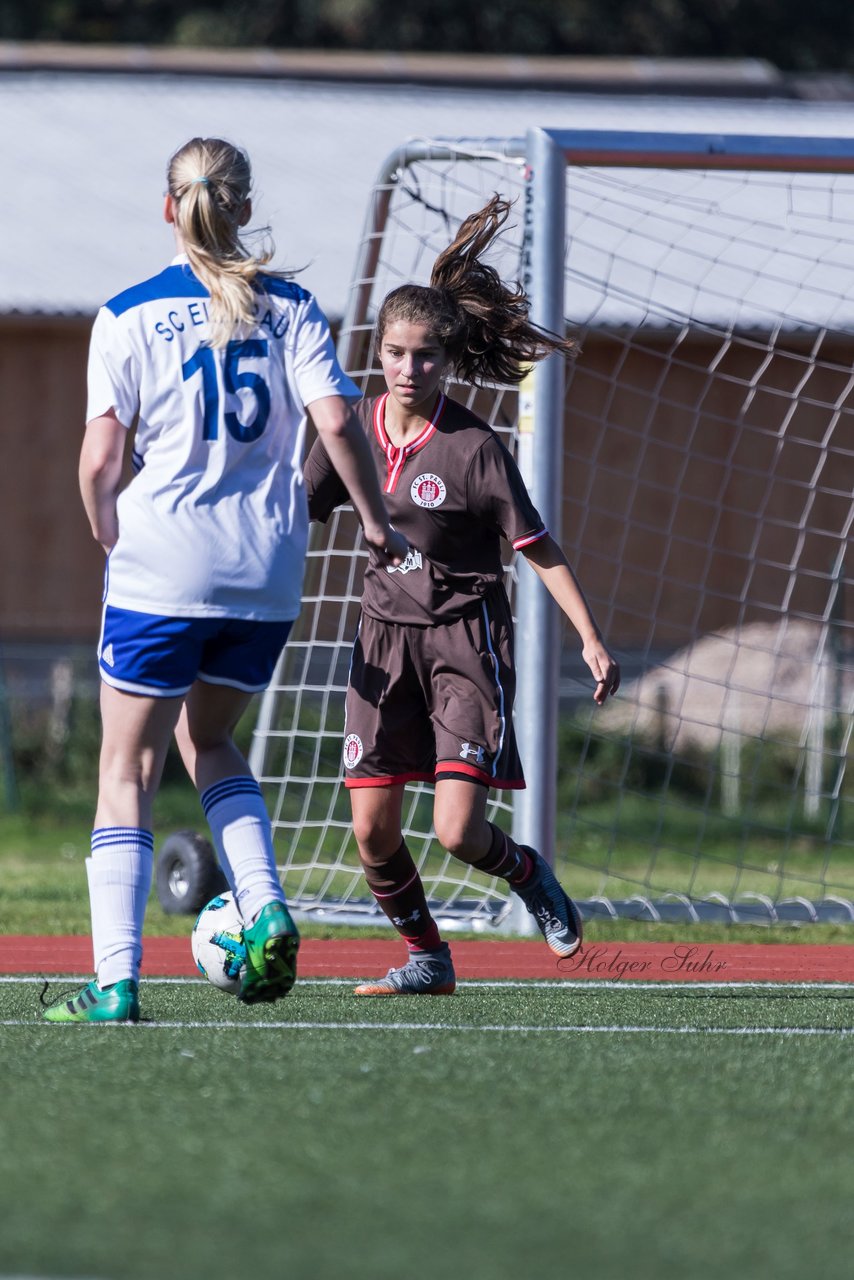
[190, 176, 210, 186]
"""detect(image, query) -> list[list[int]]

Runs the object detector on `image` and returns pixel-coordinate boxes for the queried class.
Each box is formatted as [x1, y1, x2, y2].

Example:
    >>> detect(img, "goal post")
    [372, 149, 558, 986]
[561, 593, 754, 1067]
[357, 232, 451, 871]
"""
[510, 128, 567, 933]
[250, 126, 854, 930]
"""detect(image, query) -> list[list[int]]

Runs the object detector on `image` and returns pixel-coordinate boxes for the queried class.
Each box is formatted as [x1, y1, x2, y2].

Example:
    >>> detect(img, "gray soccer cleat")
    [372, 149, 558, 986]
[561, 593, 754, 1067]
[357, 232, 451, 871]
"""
[354, 942, 456, 996]
[513, 847, 583, 957]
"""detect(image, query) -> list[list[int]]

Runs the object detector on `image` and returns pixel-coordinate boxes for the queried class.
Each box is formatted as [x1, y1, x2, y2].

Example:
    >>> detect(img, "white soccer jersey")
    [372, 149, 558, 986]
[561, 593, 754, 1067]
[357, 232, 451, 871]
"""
[87, 254, 360, 621]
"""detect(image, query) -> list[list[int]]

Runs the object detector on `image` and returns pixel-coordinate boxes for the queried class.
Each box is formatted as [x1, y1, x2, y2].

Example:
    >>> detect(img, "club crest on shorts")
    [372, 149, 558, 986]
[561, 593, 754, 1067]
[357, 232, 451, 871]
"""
[410, 473, 447, 508]
[343, 733, 364, 769]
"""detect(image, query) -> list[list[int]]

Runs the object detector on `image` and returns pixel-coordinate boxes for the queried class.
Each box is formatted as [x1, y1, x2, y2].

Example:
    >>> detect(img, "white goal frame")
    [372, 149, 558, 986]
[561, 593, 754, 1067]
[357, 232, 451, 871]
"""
[250, 127, 854, 929]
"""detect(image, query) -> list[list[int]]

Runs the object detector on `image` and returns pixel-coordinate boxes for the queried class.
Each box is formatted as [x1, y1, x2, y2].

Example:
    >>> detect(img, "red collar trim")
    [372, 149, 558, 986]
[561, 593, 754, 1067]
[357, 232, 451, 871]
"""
[374, 392, 447, 494]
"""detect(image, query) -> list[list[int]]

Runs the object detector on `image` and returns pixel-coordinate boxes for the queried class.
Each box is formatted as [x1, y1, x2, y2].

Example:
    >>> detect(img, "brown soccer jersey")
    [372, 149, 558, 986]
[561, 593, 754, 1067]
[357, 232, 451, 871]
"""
[305, 392, 547, 626]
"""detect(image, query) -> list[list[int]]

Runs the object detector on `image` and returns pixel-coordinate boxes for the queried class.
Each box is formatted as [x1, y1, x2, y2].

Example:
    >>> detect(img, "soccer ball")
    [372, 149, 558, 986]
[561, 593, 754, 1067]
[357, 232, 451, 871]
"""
[191, 891, 246, 994]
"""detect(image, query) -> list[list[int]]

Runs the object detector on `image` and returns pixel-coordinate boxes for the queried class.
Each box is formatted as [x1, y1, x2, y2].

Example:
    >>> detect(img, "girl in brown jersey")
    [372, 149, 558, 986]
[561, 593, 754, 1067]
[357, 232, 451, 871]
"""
[306, 196, 619, 995]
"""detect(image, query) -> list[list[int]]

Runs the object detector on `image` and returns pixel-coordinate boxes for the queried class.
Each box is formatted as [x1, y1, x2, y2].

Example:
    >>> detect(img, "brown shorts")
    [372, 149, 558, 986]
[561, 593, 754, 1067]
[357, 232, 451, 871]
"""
[342, 595, 525, 790]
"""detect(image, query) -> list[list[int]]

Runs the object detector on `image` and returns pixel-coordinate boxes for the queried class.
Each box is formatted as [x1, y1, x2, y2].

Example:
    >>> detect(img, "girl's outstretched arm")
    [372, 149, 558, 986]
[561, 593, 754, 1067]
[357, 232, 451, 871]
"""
[521, 534, 620, 705]
[308, 395, 407, 566]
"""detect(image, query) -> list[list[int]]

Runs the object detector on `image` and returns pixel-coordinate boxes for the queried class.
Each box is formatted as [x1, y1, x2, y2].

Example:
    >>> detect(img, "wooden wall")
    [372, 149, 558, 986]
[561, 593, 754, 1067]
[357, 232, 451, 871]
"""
[0, 317, 104, 642]
[2, 318, 851, 649]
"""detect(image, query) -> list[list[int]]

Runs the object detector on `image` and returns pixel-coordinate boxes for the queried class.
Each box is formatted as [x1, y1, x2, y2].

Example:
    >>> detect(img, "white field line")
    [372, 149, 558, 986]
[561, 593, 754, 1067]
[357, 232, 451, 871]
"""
[2, 1017, 854, 1036]
[2, 975, 854, 991]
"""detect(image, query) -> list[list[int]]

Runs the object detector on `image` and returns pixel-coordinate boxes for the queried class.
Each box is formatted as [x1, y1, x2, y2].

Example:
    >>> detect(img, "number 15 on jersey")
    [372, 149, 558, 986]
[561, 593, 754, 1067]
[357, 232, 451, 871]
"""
[181, 339, 271, 442]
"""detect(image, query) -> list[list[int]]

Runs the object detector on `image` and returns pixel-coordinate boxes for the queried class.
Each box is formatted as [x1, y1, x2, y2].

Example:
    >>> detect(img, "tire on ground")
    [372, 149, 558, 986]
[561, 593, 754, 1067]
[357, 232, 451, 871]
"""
[155, 830, 227, 915]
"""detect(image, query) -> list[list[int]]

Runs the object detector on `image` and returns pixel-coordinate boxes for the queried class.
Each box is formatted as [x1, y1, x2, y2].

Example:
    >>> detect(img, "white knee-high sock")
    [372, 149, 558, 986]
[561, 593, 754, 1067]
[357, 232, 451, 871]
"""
[201, 776, 285, 925]
[87, 827, 154, 987]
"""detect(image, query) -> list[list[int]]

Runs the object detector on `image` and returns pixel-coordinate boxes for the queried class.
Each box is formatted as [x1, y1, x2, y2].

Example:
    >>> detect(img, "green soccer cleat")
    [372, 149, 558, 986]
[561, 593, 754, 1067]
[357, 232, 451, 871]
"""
[239, 900, 300, 1004]
[42, 978, 140, 1024]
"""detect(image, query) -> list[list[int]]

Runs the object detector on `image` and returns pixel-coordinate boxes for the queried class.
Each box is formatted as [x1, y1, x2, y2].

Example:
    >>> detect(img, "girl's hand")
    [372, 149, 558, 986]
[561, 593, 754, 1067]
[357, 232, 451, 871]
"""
[583, 640, 620, 706]
[363, 523, 409, 567]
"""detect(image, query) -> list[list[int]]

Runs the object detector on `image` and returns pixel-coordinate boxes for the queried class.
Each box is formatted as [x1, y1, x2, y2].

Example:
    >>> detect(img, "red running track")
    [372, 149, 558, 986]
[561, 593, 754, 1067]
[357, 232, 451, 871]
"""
[3, 936, 854, 982]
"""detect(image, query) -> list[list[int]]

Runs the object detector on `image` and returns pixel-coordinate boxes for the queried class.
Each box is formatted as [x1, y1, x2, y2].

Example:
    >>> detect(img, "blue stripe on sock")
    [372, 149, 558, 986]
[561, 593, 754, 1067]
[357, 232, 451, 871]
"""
[201, 776, 262, 818]
[91, 827, 155, 852]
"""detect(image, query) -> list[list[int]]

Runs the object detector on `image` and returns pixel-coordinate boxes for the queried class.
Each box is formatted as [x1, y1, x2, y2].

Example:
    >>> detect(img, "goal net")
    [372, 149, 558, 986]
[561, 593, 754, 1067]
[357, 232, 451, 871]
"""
[250, 128, 854, 929]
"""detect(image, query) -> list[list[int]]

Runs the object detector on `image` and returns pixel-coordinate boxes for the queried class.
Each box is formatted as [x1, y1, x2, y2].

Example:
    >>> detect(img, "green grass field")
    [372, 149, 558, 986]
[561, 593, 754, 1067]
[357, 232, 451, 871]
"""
[6, 807, 854, 948]
[5, 704, 854, 931]
[4, 769, 854, 1278]
[4, 772, 854, 942]
[3, 977, 854, 1280]
[6, 812, 854, 945]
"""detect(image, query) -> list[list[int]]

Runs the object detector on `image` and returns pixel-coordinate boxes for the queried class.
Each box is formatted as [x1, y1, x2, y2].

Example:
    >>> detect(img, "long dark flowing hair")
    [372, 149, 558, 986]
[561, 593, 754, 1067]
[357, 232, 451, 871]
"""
[375, 195, 576, 385]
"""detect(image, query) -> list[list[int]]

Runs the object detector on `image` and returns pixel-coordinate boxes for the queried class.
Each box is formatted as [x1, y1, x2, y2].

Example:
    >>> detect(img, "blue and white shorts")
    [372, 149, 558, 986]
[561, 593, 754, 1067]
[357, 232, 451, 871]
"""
[98, 606, 293, 698]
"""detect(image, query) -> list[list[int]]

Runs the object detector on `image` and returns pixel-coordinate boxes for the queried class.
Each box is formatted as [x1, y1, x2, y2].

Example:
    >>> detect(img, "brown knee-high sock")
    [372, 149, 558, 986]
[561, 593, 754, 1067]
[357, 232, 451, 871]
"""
[465, 823, 534, 885]
[362, 840, 443, 952]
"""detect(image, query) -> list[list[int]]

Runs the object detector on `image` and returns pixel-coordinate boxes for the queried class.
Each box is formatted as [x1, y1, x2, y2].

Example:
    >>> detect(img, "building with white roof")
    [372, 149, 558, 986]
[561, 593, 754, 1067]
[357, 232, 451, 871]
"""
[5, 58, 854, 321]
[2, 50, 854, 660]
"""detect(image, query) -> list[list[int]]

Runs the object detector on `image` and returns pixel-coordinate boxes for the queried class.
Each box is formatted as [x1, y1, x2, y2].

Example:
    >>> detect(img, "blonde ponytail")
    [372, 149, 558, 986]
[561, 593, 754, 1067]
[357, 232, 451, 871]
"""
[167, 137, 289, 348]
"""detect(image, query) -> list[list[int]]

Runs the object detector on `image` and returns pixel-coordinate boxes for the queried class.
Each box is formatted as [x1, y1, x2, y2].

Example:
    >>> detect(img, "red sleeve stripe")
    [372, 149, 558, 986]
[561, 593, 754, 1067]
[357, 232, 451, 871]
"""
[512, 528, 548, 550]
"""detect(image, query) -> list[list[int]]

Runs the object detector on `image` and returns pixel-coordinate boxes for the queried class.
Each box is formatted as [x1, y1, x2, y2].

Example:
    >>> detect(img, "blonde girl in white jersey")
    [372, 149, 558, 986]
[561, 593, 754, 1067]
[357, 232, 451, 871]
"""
[44, 137, 406, 1023]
